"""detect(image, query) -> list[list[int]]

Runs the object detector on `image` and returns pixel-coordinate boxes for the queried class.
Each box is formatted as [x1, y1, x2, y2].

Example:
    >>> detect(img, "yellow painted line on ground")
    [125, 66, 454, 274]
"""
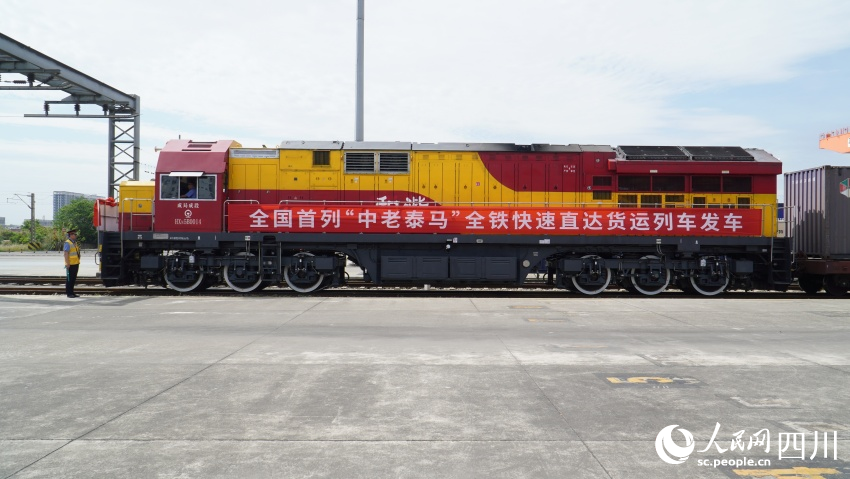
[603, 375, 701, 386]
[607, 376, 674, 384]
[732, 466, 841, 478]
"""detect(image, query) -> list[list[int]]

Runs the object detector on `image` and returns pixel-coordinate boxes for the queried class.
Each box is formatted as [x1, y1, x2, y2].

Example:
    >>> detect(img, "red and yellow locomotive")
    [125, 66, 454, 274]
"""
[97, 139, 789, 295]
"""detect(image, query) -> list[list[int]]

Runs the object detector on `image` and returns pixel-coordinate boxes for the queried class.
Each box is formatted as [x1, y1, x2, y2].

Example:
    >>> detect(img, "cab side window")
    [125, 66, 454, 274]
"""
[160, 176, 179, 199]
[196, 176, 216, 199]
[159, 175, 216, 200]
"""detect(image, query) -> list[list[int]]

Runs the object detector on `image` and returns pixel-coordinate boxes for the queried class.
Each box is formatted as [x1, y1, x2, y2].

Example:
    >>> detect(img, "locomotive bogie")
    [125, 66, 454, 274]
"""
[627, 255, 671, 296]
[222, 253, 265, 293]
[162, 252, 208, 293]
[567, 255, 612, 296]
[824, 275, 849, 297]
[797, 270, 850, 296]
[686, 256, 732, 296]
[283, 252, 328, 293]
[555, 252, 758, 296]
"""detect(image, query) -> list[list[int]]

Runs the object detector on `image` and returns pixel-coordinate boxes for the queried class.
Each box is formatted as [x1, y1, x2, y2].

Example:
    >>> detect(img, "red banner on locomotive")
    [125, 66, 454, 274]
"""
[228, 205, 763, 236]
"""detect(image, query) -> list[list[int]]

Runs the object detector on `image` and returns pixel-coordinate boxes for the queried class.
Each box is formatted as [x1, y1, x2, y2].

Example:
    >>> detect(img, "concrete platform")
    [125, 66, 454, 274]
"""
[1, 294, 849, 478]
[1, 252, 98, 277]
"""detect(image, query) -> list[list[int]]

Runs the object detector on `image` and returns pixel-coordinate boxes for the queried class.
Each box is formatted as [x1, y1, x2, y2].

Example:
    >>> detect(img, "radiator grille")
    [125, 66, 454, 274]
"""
[378, 153, 410, 173]
[345, 152, 376, 173]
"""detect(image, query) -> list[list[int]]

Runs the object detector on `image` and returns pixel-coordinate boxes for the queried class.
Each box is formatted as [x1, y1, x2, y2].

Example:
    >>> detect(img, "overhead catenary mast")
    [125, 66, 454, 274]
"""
[355, 0, 365, 141]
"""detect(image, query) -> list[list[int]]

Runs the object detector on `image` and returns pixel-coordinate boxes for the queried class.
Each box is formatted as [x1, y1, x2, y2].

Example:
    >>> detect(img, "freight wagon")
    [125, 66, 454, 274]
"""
[785, 166, 850, 295]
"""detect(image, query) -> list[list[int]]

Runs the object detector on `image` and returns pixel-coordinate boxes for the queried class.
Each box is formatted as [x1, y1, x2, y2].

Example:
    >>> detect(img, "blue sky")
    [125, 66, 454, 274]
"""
[2, 0, 850, 225]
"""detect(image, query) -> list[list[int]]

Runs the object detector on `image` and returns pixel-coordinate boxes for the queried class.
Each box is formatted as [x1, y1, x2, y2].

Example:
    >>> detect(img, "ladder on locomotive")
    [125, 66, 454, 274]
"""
[97, 231, 125, 286]
[770, 237, 793, 290]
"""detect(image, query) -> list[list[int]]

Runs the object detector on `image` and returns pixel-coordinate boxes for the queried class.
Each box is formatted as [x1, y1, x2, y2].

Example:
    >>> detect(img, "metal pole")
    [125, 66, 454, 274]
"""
[29, 193, 35, 243]
[133, 96, 141, 182]
[356, 0, 365, 141]
[108, 114, 115, 198]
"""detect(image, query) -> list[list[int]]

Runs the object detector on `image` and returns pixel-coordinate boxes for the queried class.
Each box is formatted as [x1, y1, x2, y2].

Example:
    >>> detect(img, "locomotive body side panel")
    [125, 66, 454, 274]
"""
[117, 181, 154, 231]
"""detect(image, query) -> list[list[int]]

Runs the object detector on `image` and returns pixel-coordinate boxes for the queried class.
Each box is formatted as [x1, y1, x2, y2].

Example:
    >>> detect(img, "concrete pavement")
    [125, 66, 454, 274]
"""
[0, 294, 848, 478]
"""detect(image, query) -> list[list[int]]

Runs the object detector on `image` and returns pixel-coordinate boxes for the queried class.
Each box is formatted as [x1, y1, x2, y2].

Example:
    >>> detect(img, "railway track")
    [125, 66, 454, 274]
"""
[0, 276, 103, 286]
[0, 274, 556, 297]
[0, 275, 812, 299]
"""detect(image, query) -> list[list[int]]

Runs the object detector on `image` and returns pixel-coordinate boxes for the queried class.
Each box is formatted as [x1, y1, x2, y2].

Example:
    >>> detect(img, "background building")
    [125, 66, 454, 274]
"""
[53, 191, 99, 220]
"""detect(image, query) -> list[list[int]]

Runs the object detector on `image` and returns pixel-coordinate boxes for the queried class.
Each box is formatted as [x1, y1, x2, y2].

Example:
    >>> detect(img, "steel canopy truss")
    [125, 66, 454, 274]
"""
[0, 32, 140, 197]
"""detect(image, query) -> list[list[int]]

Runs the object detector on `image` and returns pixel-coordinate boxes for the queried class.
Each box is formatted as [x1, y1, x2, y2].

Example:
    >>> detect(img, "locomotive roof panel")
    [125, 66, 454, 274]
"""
[681, 146, 754, 161]
[157, 139, 236, 174]
[744, 148, 782, 165]
[530, 144, 583, 152]
[577, 145, 616, 153]
[413, 142, 602, 152]
[343, 141, 414, 151]
[616, 145, 781, 163]
[276, 141, 615, 153]
[230, 148, 280, 158]
[617, 145, 689, 161]
[278, 141, 343, 150]
[414, 142, 525, 151]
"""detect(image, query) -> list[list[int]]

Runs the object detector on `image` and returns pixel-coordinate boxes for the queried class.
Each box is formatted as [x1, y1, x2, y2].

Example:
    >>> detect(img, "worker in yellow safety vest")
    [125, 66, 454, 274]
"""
[63, 229, 81, 298]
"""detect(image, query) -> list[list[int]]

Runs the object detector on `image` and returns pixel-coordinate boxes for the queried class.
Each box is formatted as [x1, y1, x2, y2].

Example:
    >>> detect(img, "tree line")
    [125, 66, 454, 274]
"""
[0, 198, 96, 250]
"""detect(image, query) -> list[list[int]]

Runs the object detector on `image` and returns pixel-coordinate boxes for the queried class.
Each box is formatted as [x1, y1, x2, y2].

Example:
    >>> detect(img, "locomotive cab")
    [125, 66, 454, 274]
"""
[154, 139, 238, 232]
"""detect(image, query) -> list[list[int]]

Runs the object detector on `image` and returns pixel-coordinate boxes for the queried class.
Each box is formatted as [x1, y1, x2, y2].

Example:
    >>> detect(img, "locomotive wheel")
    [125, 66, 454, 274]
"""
[629, 255, 670, 296]
[163, 254, 206, 293]
[223, 253, 264, 293]
[798, 274, 823, 295]
[284, 252, 326, 293]
[689, 271, 729, 296]
[164, 272, 206, 292]
[688, 257, 730, 296]
[824, 275, 849, 297]
[570, 255, 611, 296]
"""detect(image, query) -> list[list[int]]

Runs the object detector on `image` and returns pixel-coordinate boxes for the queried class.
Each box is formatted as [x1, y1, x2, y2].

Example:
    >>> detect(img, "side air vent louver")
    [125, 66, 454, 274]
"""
[379, 153, 410, 173]
[345, 152, 376, 173]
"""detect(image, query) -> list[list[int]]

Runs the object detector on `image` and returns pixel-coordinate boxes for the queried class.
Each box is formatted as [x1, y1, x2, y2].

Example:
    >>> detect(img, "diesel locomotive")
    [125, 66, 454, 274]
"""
[95, 138, 824, 296]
